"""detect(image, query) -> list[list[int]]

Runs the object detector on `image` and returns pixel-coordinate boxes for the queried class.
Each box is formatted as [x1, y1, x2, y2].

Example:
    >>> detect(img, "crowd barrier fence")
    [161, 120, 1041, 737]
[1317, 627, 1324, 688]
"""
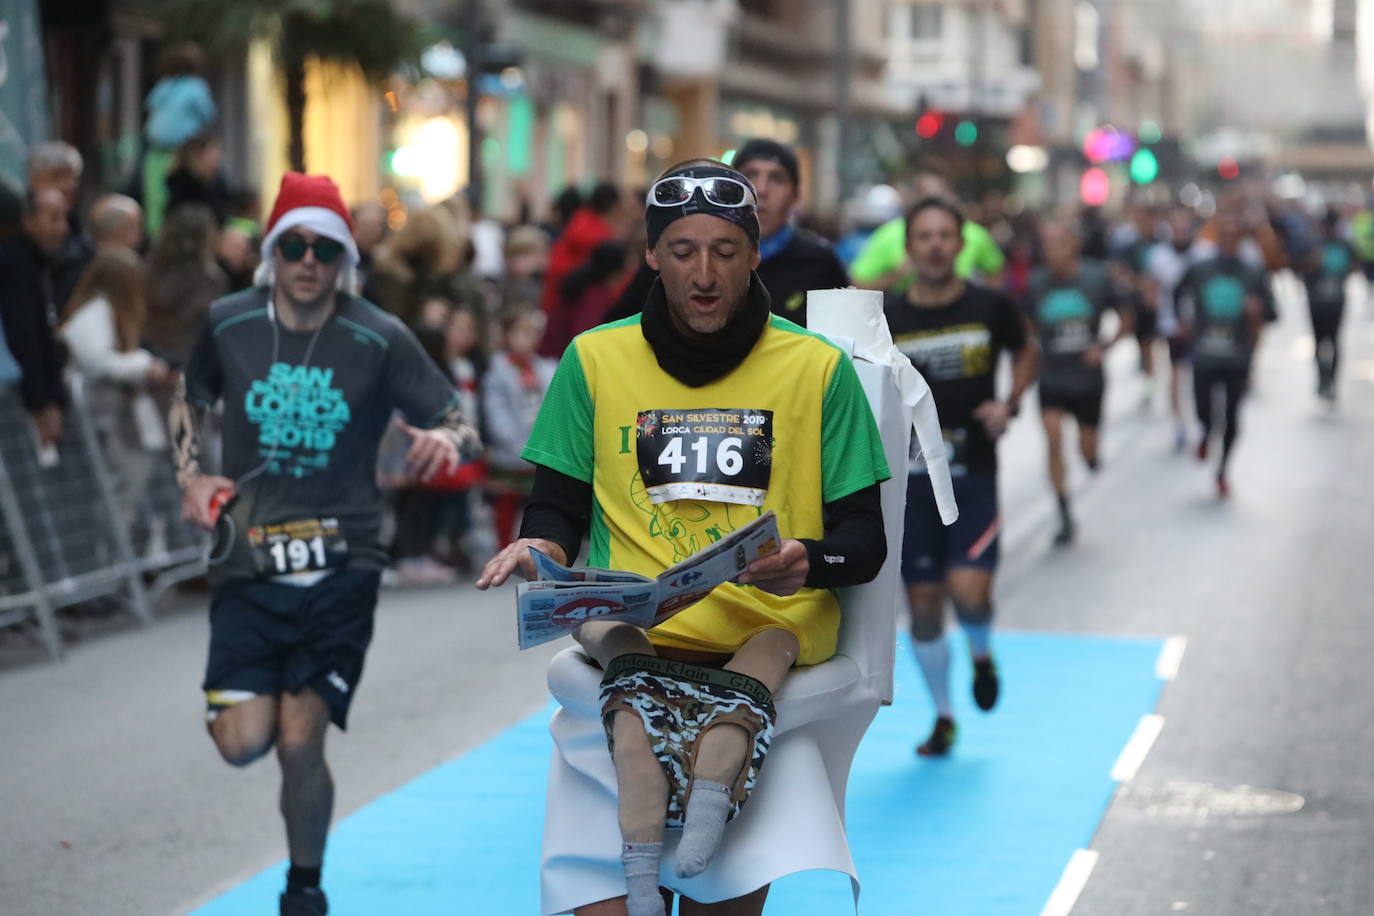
[0, 383, 207, 660]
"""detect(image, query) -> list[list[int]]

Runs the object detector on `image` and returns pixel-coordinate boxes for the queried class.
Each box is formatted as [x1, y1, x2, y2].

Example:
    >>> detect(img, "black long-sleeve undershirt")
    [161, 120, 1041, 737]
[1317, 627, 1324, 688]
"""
[519, 464, 887, 589]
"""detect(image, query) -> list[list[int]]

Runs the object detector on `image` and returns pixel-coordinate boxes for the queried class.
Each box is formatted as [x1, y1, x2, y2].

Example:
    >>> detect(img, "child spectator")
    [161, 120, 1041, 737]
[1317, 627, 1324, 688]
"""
[432, 304, 489, 571]
[482, 307, 555, 548]
[58, 248, 174, 529]
[143, 42, 217, 236]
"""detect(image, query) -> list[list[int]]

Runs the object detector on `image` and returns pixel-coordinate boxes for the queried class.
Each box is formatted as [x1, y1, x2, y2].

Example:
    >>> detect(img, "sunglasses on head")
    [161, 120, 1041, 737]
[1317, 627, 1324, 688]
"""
[646, 175, 758, 209]
[277, 234, 345, 264]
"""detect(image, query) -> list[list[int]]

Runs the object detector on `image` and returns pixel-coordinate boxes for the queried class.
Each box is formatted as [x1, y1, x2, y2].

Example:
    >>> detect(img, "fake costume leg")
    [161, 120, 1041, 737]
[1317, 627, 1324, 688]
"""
[599, 654, 777, 829]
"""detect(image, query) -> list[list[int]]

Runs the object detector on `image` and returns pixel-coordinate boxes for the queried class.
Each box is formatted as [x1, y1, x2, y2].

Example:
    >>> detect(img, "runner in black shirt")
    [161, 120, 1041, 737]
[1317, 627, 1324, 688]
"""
[1024, 219, 1133, 546]
[1299, 209, 1356, 402]
[169, 173, 477, 916]
[884, 197, 1038, 756]
[1175, 212, 1266, 497]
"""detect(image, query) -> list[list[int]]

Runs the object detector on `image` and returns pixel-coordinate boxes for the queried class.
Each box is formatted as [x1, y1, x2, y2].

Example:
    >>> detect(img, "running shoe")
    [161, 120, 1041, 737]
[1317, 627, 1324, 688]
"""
[1053, 517, 1075, 548]
[917, 716, 957, 757]
[972, 658, 1000, 711]
[1216, 476, 1230, 499]
[280, 887, 328, 916]
[1173, 426, 1188, 453]
[1195, 438, 1209, 462]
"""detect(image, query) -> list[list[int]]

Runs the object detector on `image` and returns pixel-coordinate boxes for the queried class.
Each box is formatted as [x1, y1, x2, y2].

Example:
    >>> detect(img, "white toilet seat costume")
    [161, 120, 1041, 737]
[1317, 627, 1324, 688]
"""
[540, 289, 957, 914]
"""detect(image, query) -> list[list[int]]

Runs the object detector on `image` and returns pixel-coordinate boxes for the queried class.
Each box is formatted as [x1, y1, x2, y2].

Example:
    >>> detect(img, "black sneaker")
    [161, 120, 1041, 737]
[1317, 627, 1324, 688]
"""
[280, 887, 327, 916]
[973, 658, 1000, 711]
[916, 716, 957, 757]
[1053, 516, 1075, 547]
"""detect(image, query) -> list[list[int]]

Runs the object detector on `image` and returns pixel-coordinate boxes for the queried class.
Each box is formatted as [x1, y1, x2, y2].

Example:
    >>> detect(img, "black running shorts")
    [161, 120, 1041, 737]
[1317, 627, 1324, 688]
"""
[203, 568, 381, 729]
[1039, 386, 1104, 428]
[902, 471, 1000, 585]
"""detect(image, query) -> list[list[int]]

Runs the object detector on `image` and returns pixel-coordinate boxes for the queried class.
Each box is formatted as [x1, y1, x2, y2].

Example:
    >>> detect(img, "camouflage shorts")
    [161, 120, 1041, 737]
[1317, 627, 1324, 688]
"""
[600, 653, 776, 829]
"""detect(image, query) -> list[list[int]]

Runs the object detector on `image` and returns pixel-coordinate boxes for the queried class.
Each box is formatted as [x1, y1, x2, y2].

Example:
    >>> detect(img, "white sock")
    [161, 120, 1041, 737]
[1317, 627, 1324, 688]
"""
[962, 621, 992, 660]
[621, 842, 665, 916]
[675, 780, 733, 878]
[913, 636, 954, 718]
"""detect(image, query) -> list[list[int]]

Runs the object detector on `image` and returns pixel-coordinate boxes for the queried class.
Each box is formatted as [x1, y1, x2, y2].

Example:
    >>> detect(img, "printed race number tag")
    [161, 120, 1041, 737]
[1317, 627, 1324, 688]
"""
[636, 408, 773, 506]
[247, 517, 348, 577]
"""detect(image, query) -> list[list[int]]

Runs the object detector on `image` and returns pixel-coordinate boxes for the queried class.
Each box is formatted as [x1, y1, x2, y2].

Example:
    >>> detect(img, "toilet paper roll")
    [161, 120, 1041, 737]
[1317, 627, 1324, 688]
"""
[807, 287, 958, 525]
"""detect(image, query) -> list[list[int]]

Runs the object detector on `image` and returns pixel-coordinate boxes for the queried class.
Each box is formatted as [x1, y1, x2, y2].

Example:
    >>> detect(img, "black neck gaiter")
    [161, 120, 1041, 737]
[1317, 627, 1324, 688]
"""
[640, 274, 771, 387]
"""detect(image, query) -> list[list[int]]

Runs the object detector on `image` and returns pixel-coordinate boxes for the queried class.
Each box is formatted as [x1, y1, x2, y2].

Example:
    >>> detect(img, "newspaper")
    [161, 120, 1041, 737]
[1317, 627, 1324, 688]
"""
[516, 510, 782, 649]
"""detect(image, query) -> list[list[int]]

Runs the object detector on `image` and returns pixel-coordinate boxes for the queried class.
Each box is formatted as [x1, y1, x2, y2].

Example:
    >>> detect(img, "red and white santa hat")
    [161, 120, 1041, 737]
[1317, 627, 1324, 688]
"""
[254, 172, 360, 290]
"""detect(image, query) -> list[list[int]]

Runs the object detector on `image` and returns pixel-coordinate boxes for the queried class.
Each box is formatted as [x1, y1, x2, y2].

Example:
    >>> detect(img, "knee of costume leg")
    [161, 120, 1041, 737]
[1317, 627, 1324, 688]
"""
[599, 654, 776, 829]
[951, 596, 993, 626]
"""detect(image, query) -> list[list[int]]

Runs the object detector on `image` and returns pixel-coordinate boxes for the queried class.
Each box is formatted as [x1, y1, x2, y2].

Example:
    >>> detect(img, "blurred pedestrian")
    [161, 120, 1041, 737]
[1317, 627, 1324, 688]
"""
[543, 185, 583, 242]
[1024, 218, 1132, 546]
[1299, 209, 1355, 402]
[89, 194, 145, 252]
[28, 141, 92, 313]
[365, 206, 479, 325]
[540, 182, 623, 317]
[166, 134, 232, 227]
[58, 247, 173, 527]
[0, 187, 70, 447]
[216, 219, 257, 292]
[850, 165, 1005, 292]
[145, 203, 229, 369]
[732, 138, 849, 325]
[1175, 212, 1268, 498]
[1146, 206, 1203, 450]
[501, 223, 549, 314]
[542, 240, 628, 357]
[483, 308, 554, 548]
[351, 202, 388, 290]
[142, 41, 217, 237]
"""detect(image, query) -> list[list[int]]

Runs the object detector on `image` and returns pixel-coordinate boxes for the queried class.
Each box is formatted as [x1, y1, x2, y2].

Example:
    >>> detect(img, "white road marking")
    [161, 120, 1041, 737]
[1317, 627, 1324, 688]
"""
[1155, 636, 1188, 680]
[1039, 848, 1100, 916]
[1111, 714, 1166, 782]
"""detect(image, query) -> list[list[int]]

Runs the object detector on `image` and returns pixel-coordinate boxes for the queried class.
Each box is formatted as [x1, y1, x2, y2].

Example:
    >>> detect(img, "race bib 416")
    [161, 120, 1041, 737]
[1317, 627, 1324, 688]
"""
[636, 408, 773, 506]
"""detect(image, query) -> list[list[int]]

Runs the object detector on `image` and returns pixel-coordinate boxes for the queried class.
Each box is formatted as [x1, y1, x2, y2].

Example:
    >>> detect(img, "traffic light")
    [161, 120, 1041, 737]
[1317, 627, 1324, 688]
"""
[916, 111, 945, 139]
[955, 120, 978, 147]
[1129, 148, 1159, 184]
[1218, 157, 1240, 180]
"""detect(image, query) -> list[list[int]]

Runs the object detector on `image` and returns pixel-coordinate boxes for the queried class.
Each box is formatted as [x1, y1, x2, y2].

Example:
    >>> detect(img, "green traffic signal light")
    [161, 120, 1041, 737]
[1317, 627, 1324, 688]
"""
[955, 120, 977, 146]
[1129, 148, 1159, 184]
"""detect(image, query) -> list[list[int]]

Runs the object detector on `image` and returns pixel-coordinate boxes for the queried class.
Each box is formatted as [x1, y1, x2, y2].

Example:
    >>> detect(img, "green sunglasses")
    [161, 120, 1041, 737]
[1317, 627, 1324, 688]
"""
[277, 234, 345, 264]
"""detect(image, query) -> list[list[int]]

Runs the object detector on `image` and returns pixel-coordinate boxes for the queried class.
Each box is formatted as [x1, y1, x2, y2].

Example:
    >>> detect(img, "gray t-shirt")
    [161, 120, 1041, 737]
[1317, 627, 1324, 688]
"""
[185, 288, 459, 581]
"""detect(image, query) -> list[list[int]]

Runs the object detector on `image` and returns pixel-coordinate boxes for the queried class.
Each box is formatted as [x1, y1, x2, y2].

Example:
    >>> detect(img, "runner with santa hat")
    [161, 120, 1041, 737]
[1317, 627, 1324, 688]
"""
[169, 172, 479, 916]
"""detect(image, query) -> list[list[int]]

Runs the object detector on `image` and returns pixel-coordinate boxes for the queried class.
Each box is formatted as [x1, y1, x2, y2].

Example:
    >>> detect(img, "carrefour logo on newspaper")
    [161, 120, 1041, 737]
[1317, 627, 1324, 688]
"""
[670, 570, 706, 589]
[244, 363, 351, 476]
[552, 597, 624, 627]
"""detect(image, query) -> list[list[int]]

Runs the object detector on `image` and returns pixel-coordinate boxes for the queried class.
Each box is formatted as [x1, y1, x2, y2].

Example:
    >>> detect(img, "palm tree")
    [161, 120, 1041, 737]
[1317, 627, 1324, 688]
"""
[162, 0, 425, 172]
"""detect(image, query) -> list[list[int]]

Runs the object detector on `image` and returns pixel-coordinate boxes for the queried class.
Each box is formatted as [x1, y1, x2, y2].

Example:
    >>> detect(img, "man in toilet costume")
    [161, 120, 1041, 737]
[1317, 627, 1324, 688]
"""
[477, 160, 892, 915]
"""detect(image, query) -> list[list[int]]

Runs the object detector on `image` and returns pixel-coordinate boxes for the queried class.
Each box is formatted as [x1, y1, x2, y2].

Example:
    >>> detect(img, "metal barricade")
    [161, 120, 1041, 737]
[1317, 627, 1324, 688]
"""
[0, 383, 207, 660]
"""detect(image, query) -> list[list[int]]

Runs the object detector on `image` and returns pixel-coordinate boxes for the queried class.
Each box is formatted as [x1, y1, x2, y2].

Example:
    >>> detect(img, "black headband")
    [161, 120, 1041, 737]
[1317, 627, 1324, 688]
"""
[645, 164, 760, 249]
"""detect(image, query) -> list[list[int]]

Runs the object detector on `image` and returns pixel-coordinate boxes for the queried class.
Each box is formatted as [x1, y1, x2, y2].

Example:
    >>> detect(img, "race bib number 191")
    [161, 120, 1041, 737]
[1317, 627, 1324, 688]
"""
[247, 517, 348, 577]
[636, 408, 773, 506]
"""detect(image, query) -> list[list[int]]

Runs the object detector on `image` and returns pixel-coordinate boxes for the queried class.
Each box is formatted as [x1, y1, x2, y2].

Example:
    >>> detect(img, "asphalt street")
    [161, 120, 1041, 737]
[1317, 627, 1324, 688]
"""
[0, 277, 1369, 916]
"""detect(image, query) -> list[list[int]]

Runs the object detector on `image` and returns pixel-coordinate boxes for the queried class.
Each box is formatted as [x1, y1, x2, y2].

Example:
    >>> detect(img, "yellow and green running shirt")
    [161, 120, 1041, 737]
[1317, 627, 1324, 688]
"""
[522, 314, 891, 665]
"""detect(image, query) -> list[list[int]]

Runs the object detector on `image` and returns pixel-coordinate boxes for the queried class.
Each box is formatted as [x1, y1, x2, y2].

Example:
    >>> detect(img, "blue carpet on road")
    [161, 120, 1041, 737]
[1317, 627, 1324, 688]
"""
[189, 632, 1165, 915]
